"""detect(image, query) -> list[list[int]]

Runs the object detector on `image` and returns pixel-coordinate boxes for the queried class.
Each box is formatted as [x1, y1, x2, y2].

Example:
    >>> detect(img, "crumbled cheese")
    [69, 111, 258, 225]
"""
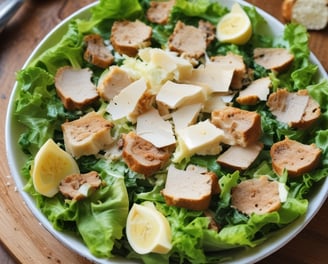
[139, 48, 193, 81]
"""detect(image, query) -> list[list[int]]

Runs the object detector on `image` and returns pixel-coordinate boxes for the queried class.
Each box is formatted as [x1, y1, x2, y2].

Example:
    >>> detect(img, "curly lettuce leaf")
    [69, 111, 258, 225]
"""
[24, 158, 129, 258]
[315, 130, 328, 165]
[91, 0, 142, 21]
[30, 21, 84, 74]
[284, 23, 310, 69]
[77, 177, 129, 258]
[78, 0, 143, 33]
[270, 23, 320, 91]
[171, 0, 228, 25]
[307, 79, 328, 111]
[14, 67, 65, 155]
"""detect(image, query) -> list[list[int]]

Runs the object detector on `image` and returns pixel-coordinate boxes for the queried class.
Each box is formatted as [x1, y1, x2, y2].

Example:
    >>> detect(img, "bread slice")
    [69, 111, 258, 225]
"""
[270, 137, 322, 177]
[161, 165, 218, 211]
[267, 89, 321, 129]
[211, 106, 262, 147]
[231, 176, 281, 215]
[282, 0, 328, 30]
[61, 112, 114, 158]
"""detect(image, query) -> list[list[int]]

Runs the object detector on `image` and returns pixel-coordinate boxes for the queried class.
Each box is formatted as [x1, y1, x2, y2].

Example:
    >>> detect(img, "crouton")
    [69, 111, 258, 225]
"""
[110, 20, 152, 57]
[161, 165, 218, 211]
[83, 34, 114, 68]
[122, 132, 171, 177]
[231, 176, 281, 215]
[61, 112, 114, 158]
[55, 66, 99, 111]
[211, 106, 262, 147]
[270, 137, 322, 177]
[253, 48, 294, 72]
[168, 21, 207, 59]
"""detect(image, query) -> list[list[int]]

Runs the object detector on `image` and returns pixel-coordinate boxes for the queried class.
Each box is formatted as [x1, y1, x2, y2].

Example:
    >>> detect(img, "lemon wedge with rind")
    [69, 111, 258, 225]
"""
[31, 138, 80, 197]
[126, 202, 172, 255]
[216, 3, 252, 45]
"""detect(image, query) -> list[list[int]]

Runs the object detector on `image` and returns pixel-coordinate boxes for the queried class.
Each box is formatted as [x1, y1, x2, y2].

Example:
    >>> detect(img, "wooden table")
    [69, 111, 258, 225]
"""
[0, 0, 327, 263]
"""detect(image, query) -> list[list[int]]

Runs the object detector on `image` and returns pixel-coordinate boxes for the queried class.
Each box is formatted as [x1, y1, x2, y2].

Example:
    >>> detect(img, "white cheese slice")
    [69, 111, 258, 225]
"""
[173, 119, 224, 162]
[217, 143, 263, 170]
[156, 80, 206, 109]
[272, 94, 309, 124]
[139, 48, 193, 81]
[220, 92, 237, 103]
[136, 108, 176, 148]
[181, 62, 234, 93]
[202, 94, 226, 113]
[106, 78, 148, 123]
[171, 103, 202, 131]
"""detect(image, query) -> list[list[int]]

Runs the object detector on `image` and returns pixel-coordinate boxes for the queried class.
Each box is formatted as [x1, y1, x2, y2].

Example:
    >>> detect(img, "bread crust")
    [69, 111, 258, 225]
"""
[282, 0, 296, 21]
[282, 0, 328, 30]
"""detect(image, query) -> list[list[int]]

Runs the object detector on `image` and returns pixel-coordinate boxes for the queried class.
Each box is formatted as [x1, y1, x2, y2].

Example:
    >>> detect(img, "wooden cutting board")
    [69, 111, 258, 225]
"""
[0, 1, 327, 263]
[0, 1, 96, 263]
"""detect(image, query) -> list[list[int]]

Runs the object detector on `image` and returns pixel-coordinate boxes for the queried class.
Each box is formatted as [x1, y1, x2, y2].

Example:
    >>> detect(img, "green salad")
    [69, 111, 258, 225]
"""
[13, 0, 328, 263]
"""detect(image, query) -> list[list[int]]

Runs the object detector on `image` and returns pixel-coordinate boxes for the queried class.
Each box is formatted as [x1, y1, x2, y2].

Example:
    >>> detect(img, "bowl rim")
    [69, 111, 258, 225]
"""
[5, 1, 328, 263]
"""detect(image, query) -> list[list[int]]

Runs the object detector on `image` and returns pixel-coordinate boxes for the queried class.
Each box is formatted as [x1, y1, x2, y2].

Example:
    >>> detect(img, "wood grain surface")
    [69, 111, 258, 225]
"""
[0, 1, 327, 263]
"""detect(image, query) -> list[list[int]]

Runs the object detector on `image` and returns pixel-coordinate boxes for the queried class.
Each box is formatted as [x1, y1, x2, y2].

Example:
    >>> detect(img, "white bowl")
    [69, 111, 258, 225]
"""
[6, 1, 328, 263]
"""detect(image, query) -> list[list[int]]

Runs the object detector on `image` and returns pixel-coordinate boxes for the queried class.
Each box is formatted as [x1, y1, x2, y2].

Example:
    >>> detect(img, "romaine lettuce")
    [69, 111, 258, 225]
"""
[13, 0, 328, 263]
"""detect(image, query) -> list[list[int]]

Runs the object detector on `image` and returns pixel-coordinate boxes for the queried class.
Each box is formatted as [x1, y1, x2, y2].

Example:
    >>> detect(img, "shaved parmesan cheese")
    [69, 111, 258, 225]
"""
[173, 119, 224, 162]
[156, 80, 206, 109]
[171, 103, 202, 131]
[181, 62, 234, 93]
[216, 142, 263, 170]
[136, 108, 176, 148]
[220, 92, 237, 103]
[203, 94, 226, 113]
[106, 78, 151, 123]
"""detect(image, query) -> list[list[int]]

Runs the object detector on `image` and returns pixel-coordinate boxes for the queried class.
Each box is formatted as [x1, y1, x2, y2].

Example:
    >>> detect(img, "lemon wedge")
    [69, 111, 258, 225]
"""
[126, 202, 172, 255]
[31, 138, 80, 197]
[216, 3, 252, 45]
